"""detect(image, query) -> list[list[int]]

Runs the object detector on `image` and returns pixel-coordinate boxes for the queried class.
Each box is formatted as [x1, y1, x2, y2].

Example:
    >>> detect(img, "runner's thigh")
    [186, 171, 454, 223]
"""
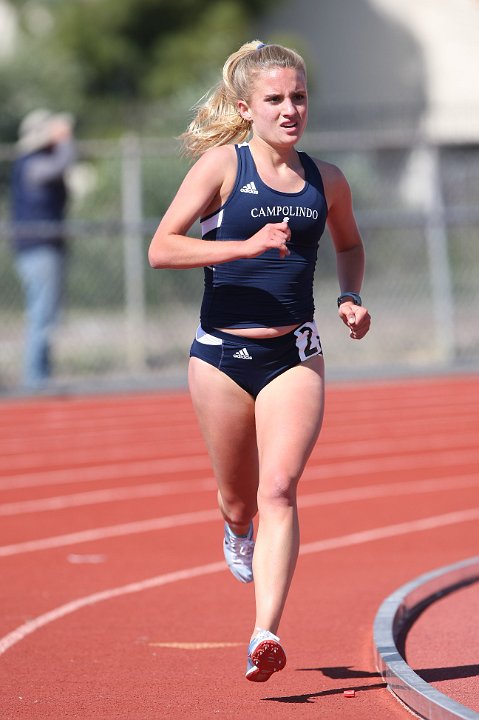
[254, 355, 325, 482]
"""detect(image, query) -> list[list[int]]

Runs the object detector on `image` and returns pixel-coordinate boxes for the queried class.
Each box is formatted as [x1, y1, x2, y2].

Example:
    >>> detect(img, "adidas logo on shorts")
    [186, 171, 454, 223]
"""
[240, 181, 259, 194]
[233, 348, 253, 360]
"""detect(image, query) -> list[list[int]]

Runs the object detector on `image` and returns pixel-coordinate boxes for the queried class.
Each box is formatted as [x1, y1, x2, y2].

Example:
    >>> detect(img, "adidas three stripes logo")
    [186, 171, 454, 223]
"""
[233, 348, 253, 360]
[240, 181, 259, 194]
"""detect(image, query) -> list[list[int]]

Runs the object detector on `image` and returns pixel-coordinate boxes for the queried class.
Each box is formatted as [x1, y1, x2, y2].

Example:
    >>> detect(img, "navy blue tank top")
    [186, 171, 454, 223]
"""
[200, 143, 328, 328]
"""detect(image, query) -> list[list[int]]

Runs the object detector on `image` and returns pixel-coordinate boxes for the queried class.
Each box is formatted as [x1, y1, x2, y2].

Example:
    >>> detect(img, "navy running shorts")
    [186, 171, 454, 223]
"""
[189, 321, 323, 398]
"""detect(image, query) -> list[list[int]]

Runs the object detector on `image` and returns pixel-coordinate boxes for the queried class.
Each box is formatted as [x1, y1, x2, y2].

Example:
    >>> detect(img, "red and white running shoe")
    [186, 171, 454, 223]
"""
[245, 630, 286, 682]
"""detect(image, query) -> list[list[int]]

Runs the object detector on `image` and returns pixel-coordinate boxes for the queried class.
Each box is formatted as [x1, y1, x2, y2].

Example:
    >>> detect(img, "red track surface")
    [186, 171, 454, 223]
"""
[1, 374, 478, 719]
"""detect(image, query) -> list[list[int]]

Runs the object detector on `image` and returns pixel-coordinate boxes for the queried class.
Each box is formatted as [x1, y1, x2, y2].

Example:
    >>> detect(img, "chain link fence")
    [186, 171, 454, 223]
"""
[1, 130, 478, 395]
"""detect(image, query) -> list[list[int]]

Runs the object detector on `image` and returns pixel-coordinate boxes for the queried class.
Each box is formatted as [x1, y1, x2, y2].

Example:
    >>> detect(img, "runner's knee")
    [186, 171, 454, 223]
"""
[257, 472, 298, 509]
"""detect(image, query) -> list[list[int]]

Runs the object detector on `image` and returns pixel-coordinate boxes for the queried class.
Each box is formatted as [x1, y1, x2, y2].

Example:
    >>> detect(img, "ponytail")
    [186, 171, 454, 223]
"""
[179, 40, 306, 158]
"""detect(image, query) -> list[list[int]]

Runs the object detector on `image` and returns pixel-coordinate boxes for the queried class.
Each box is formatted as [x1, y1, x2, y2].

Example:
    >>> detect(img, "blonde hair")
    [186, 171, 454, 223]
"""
[179, 40, 307, 158]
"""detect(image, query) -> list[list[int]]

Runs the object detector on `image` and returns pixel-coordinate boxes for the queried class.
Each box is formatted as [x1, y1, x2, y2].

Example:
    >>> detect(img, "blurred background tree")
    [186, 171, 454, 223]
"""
[0, 0, 278, 140]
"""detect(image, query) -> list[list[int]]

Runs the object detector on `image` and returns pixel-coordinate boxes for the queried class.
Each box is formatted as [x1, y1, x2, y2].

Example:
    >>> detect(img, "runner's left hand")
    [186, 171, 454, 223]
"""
[338, 303, 371, 340]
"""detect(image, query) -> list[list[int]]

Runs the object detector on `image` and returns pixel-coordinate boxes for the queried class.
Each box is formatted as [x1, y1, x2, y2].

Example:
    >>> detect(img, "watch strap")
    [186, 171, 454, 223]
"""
[337, 292, 362, 307]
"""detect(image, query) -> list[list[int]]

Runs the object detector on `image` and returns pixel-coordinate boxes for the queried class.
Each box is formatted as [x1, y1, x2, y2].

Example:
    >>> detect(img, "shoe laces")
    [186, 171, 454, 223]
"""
[228, 534, 254, 562]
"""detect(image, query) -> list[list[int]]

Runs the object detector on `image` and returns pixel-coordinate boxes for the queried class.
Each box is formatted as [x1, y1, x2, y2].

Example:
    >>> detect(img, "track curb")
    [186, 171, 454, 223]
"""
[373, 555, 479, 719]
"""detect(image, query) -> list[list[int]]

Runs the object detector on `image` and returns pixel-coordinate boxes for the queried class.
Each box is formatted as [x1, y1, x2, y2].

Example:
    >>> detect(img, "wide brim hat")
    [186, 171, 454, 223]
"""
[17, 109, 74, 154]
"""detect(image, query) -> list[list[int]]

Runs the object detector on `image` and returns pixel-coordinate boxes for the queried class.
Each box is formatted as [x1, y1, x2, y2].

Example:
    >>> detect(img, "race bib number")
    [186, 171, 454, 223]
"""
[294, 321, 322, 362]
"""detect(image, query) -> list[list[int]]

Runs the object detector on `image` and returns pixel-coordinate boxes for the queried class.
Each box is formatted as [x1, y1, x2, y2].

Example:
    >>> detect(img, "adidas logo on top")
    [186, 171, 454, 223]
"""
[240, 181, 258, 194]
[233, 348, 253, 360]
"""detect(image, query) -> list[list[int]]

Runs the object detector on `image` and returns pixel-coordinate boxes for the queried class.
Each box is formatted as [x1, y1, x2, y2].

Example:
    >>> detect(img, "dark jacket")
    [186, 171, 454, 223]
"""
[11, 140, 75, 252]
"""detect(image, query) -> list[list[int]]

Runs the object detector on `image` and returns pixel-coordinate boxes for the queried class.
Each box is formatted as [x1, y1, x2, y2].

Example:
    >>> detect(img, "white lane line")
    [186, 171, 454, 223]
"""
[0, 509, 221, 557]
[1, 507, 478, 657]
[2, 428, 477, 474]
[299, 507, 479, 555]
[1, 475, 479, 556]
[1, 409, 476, 458]
[298, 473, 479, 509]
[1, 472, 479, 517]
[0, 479, 217, 515]
[2, 445, 479, 492]
[1, 415, 476, 480]
[0, 440, 206, 473]
[0, 562, 227, 656]
[305, 448, 479, 480]
[0, 455, 212, 491]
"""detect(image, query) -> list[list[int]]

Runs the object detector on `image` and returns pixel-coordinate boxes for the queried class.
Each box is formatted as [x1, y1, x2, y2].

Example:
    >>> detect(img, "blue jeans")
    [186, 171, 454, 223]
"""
[15, 246, 66, 388]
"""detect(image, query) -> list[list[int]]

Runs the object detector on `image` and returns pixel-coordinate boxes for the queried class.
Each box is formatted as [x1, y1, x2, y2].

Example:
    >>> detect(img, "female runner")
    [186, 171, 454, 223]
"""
[149, 40, 371, 682]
